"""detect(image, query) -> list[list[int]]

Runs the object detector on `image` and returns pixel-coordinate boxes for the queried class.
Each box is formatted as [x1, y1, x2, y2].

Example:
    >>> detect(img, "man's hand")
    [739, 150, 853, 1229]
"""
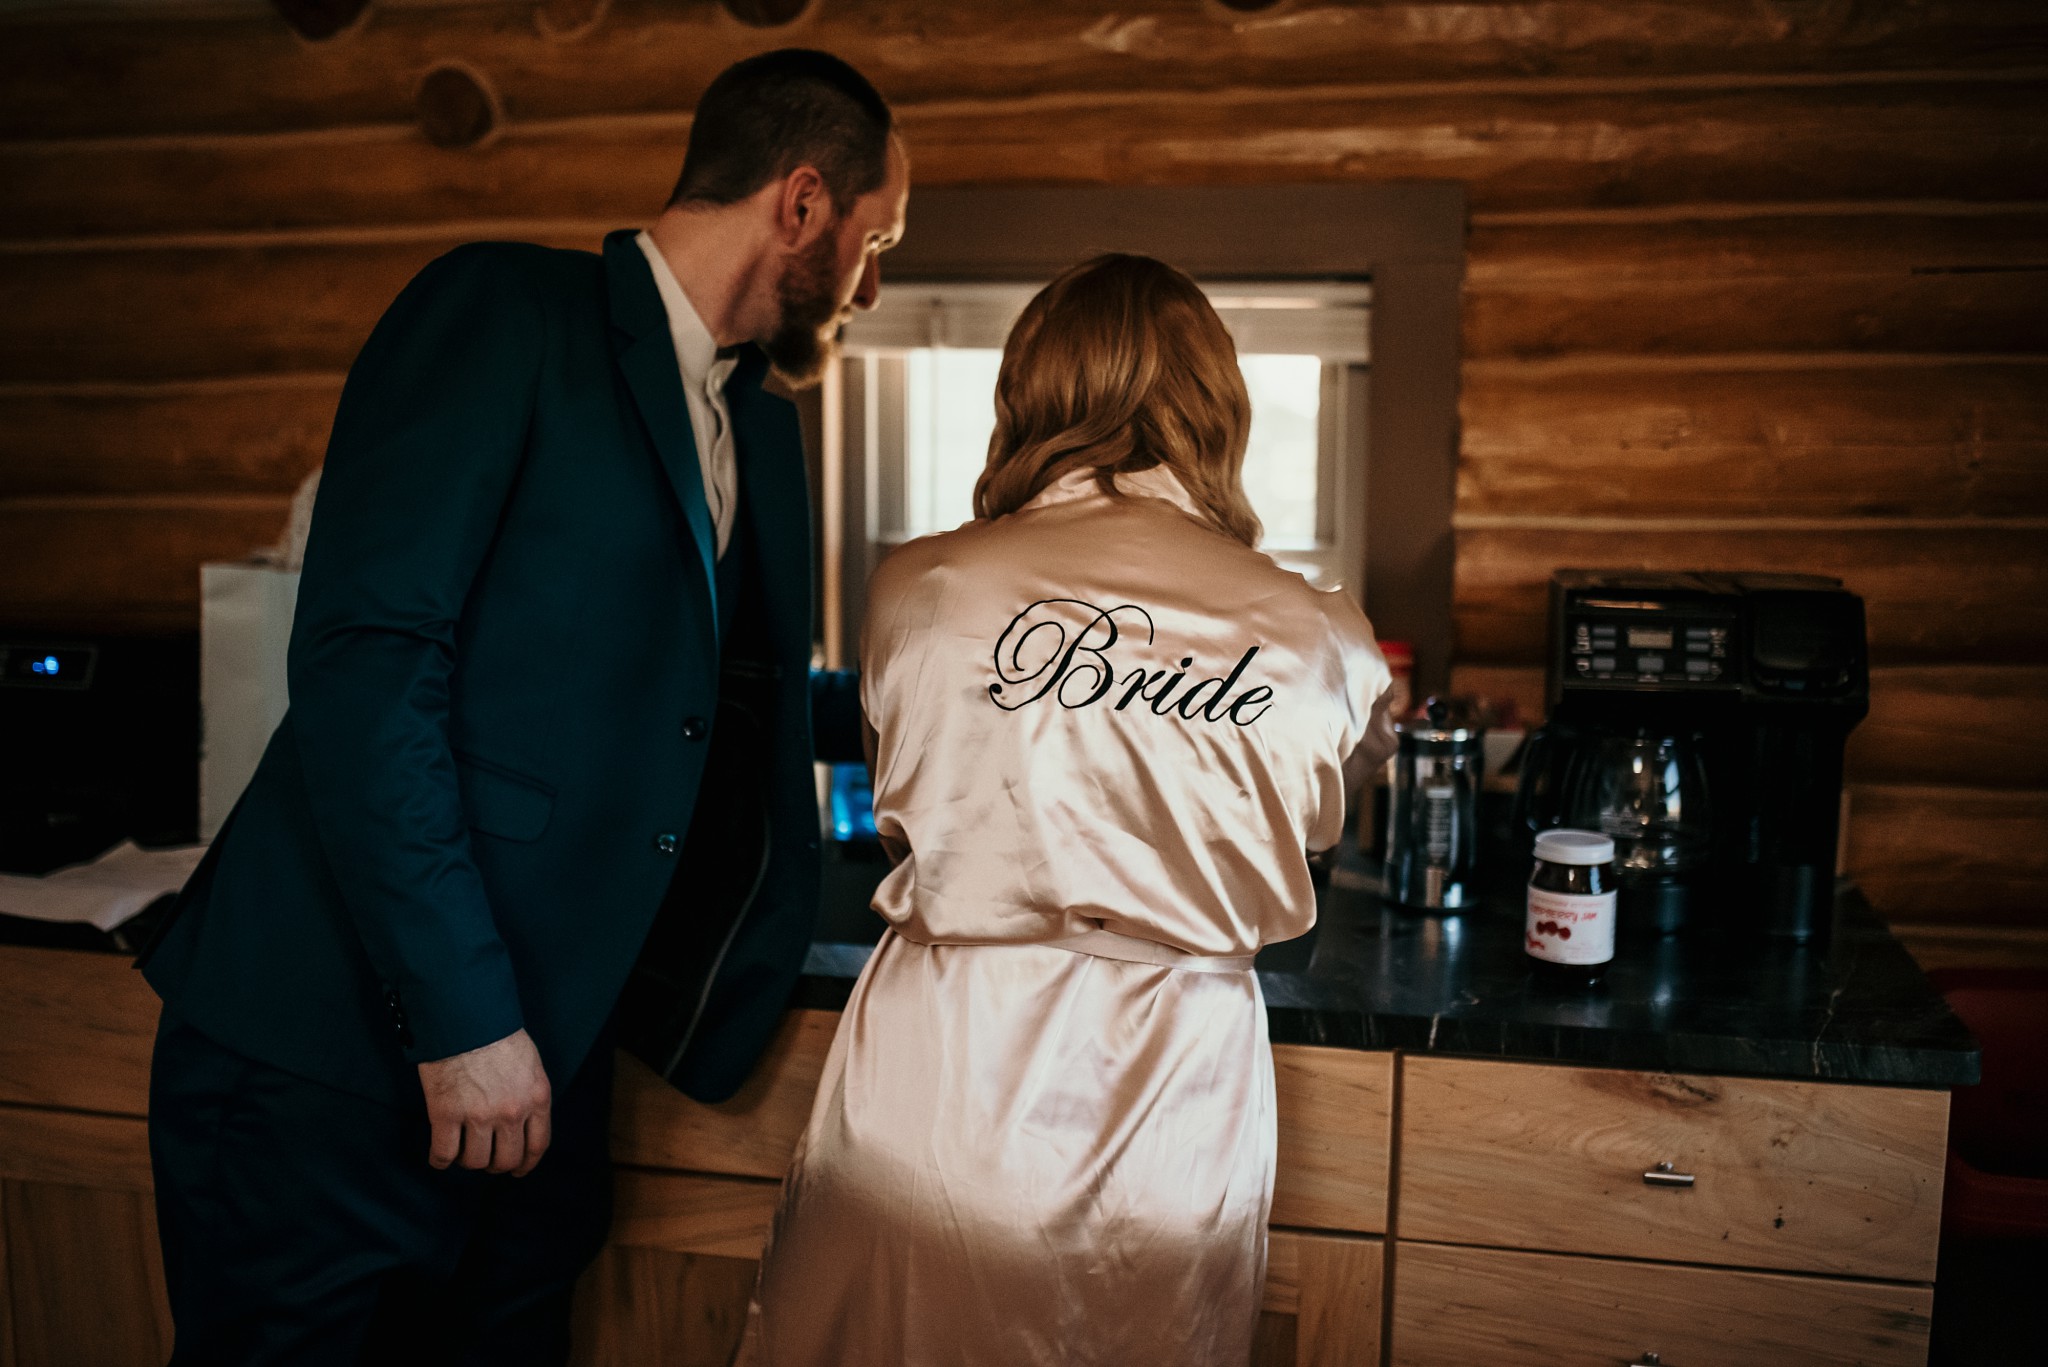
[1342, 683, 1403, 795]
[417, 1028, 552, 1177]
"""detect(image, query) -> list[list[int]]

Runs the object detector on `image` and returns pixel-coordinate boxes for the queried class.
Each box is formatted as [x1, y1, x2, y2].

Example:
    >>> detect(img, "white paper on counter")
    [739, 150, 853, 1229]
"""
[0, 840, 207, 933]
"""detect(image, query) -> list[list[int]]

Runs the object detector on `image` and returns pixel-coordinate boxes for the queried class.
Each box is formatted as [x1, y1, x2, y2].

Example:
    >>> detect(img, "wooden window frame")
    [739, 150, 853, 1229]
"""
[810, 183, 1465, 692]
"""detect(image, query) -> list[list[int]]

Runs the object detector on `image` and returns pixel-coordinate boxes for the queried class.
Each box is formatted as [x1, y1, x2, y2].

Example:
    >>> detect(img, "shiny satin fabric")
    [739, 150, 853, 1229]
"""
[739, 466, 1389, 1365]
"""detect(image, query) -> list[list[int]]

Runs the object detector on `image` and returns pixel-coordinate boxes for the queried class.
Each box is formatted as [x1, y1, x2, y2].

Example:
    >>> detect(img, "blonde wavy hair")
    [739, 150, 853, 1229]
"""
[971, 253, 1261, 547]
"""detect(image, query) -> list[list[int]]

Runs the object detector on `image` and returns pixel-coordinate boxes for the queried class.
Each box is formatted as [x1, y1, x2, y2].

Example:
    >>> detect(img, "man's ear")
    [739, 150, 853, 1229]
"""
[777, 165, 832, 250]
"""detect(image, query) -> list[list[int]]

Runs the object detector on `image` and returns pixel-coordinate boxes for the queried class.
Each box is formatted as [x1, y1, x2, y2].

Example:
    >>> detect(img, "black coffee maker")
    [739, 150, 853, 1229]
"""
[1515, 571, 1868, 943]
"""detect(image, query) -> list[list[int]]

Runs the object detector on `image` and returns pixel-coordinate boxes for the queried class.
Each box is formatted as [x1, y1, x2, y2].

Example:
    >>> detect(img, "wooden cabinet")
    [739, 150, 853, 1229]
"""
[0, 948, 1391, 1366]
[1388, 1241, 1933, 1367]
[1391, 1056, 1942, 1365]
[594, 1023, 1393, 1365]
[1398, 1055, 1948, 1280]
[0, 947, 1948, 1365]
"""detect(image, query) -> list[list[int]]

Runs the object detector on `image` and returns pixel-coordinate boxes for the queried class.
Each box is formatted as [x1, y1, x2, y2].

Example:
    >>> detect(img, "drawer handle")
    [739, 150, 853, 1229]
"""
[1629, 1355, 1666, 1366]
[1642, 1161, 1695, 1188]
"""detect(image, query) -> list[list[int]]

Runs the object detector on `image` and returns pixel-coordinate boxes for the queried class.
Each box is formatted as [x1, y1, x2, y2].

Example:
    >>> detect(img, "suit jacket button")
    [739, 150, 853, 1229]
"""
[655, 833, 679, 855]
[682, 716, 709, 741]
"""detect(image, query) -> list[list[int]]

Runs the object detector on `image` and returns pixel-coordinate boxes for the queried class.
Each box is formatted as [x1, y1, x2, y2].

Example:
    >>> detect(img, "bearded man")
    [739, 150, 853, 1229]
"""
[135, 49, 909, 1365]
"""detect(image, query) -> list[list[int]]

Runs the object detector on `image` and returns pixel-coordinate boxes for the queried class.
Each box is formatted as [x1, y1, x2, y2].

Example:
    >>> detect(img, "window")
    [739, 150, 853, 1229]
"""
[823, 280, 1371, 664]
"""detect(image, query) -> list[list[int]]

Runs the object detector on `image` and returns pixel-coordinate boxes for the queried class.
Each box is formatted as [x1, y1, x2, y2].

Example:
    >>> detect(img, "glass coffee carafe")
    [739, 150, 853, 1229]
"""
[1562, 728, 1712, 935]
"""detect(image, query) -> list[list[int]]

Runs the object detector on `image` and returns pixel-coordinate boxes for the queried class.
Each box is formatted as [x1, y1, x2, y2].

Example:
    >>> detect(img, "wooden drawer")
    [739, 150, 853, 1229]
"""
[1271, 1045, 1393, 1233]
[1398, 1056, 1946, 1280]
[0, 946, 159, 1116]
[618, 1019, 1393, 1234]
[1389, 1240, 1931, 1367]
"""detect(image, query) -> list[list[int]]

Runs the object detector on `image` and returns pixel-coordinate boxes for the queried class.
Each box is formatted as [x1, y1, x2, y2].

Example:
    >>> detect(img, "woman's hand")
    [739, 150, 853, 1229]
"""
[1342, 684, 1401, 795]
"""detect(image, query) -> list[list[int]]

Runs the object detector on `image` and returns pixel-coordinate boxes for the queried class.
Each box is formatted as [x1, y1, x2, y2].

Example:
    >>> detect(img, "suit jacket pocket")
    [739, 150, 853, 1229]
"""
[454, 751, 556, 843]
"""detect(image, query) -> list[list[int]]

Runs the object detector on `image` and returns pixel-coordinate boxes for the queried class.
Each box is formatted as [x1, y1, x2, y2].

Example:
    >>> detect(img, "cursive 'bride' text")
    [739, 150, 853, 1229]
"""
[987, 598, 1274, 726]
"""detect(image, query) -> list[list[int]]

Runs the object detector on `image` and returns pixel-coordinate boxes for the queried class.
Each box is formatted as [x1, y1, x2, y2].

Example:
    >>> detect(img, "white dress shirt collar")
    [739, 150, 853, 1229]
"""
[633, 230, 739, 396]
[634, 230, 741, 557]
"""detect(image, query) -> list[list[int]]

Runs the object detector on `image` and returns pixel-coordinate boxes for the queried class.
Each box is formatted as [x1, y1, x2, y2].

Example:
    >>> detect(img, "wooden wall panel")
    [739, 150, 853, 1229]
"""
[0, 238, 586, 384]
[5, 0, 2043, 140]
[1466, 212, 2048, 359]
[1851, 665, 2048, 790]
[1459, 360, 2048, 519]
[0, 0, 2040, 974]
[0, 497, 291, 632]
[1846, 784, 2048, 922]
[13, 213, 2043, 383]
[12, 81, 2048, 241]
[1452, 523, 2048, 664]
[0, 379, 337, 499]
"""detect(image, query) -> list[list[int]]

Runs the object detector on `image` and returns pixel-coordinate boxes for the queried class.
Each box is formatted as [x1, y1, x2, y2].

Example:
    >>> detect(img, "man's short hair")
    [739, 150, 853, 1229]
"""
[669, 49, 894, 216]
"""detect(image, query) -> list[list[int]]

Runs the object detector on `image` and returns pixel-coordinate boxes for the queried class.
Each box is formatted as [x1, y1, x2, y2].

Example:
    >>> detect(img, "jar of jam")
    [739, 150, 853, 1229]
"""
[1525, 829, 1616, 987]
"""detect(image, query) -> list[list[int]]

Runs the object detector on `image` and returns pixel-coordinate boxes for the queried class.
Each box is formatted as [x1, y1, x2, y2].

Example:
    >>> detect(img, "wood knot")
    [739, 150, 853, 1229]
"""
[415, 62, 502, 150]
[535, 0, 610, 41]
[268, 0, 370, 42]
[1644, 1073, 1722, 1107]
[722, 0, 810, 27]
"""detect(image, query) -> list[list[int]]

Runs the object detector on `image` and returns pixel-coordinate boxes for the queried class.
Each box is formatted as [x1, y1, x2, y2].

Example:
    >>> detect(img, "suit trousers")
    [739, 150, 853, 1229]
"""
[147, 1006, 616, 1366]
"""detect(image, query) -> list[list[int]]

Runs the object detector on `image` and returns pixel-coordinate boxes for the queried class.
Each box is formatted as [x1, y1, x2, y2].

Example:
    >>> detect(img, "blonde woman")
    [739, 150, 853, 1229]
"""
[741, 254, 1397, 1365]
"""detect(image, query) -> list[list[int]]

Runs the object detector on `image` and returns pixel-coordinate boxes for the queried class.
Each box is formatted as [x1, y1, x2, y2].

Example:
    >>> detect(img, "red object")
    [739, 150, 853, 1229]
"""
[1929, 968, 2048, 1242]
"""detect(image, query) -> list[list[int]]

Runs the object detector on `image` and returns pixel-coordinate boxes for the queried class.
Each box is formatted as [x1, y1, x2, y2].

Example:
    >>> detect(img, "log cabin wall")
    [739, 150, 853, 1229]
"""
[2, 0, 2044, 967]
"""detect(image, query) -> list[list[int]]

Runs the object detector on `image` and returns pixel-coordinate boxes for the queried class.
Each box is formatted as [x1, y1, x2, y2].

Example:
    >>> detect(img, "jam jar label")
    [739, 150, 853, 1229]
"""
[1525, 887, 1616, 965]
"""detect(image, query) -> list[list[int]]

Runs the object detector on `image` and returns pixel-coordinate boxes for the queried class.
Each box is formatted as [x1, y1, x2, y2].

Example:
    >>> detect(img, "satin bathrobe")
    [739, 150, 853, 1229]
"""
[742, 465, 1391, 1365]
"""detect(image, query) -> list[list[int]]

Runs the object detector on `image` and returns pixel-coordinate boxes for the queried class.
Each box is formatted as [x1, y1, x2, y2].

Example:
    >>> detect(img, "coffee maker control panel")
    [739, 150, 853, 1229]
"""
[1563, 606, 1740, 689]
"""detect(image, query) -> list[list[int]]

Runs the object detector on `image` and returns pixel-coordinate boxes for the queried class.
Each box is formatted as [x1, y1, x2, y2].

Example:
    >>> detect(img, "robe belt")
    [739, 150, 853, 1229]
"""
[889, 924, 1257, 973]
[1045, 926, 1256, 974]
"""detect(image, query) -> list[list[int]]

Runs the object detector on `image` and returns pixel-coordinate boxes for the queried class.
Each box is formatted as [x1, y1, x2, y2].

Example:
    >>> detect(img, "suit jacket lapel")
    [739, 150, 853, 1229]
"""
[604, 230, 718, 633]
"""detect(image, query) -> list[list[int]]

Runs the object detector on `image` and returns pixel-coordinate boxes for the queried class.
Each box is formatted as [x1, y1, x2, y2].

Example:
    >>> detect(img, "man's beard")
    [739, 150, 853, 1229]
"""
[762, 231, 845, 390]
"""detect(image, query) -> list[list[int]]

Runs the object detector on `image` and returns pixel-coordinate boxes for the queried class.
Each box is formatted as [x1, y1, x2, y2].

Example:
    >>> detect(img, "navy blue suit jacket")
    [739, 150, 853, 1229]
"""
[139, 231, 851, 1106]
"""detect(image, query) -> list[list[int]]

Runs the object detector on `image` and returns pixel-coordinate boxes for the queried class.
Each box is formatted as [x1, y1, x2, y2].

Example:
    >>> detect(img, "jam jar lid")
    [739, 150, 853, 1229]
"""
[1534, 829, 1615, 866]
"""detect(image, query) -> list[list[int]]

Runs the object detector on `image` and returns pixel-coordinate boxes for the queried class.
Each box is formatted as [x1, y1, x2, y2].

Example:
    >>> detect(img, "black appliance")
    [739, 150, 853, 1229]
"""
[0, 632, 200, 876]
[1516, 571, 1868, 943]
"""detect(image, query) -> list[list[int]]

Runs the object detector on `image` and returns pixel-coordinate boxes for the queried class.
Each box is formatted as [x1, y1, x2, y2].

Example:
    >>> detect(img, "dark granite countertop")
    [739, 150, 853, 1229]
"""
[800, 842, 1982, 1090]
[3, 835, 1979, 1091]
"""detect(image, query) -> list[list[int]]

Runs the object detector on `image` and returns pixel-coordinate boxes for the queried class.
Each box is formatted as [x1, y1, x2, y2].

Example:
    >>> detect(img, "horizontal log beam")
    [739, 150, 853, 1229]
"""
[1847, 783, 2048, 924]
[1466, 211, 2048, 359]
[7, 212, 2045, 382]
[0, 496, 292, 633]
[5, 0, 2045, 140]
[1453, 522, 2048, 664]
[0, 378, 338, 498]
[1459, 360, 2048, 518]
[1852, 665, 2048, 790]
[9, 81, 2048, 241]
[0, 233, 561, 383]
